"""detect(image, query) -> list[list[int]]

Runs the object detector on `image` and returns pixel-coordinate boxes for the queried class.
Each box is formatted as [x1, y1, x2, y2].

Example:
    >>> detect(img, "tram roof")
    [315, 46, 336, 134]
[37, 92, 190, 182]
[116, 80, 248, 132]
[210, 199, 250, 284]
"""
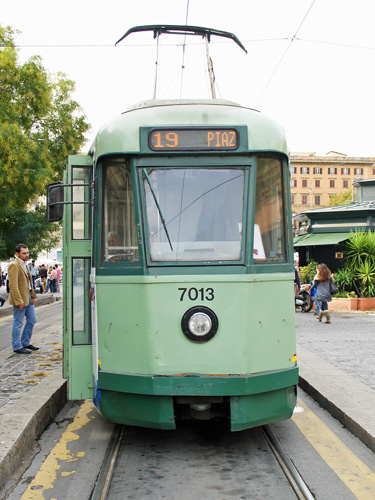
[90, 99, 288, 159]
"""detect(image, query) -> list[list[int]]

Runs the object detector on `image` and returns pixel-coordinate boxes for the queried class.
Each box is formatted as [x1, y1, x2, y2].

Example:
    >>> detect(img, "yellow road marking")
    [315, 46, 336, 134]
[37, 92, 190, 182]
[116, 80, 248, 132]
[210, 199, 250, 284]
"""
[293, 399, 375, 499]
[21, 400, 94, 499]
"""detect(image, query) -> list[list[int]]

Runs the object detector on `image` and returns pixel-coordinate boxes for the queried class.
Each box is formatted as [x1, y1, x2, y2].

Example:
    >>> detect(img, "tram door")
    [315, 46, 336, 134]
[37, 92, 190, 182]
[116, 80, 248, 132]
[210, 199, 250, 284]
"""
[63, 155, 93, 399]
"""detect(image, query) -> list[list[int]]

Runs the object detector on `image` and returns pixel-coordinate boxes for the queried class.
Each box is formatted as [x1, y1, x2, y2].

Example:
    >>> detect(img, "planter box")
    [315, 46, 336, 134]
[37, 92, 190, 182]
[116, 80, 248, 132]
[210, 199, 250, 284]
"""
[328, 297, 375, 312]
[357, 297, 375, 311]
[329, 298, 358, 312]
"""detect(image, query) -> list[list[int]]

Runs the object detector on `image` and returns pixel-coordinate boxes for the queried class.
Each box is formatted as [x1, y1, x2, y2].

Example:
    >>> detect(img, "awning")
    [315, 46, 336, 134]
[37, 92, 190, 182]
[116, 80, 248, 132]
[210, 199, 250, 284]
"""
[293, 232, 351, 247]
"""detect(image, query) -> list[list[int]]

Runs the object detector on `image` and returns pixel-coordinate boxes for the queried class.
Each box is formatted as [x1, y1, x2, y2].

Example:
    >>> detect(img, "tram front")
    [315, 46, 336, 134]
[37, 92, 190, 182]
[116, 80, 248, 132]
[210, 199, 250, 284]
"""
[50, 99, 298, 431]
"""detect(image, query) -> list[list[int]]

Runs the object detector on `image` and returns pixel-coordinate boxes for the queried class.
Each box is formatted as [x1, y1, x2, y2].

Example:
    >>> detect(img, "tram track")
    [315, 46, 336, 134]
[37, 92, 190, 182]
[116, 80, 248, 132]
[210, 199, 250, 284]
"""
[90, 423, 315, 500]
[261, 426, 315, 500]
[91, 425, 124, 500]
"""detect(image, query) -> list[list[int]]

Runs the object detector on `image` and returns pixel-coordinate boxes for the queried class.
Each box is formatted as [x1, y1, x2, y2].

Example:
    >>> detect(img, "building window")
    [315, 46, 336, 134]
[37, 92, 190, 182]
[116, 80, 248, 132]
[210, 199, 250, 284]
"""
[300, 167, 310, 174]
[315, 179, 321, 188]
[290, 167, 297, 174]
[290, 179, 297, 187]
[355, 168, 363, 175]
[302, 179, 308, 188]
[301, 195, 308, 205]
[372, 168, 375, 176]
[330, 180, 336, 188]
[314, 195, 321, 206]
[328, 167, 337, 175]
[313, 167, 322, 174]
[291, 194, 295, 205]
[343, 180, 349, 189]
[341, 168, 350, 175]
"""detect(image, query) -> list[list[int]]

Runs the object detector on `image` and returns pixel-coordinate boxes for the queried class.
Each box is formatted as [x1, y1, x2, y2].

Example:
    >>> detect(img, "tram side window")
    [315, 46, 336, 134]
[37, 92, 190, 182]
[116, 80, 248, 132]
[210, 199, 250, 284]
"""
[72, 258, 91, 345]
[101, 158, 139, 264]
[72, 167, 91, 240]
[254, 158, 286, 262]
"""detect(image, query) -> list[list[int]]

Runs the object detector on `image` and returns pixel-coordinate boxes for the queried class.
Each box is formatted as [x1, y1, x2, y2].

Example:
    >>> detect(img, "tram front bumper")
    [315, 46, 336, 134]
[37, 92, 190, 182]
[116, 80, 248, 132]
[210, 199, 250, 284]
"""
[96, 367, 298, 431]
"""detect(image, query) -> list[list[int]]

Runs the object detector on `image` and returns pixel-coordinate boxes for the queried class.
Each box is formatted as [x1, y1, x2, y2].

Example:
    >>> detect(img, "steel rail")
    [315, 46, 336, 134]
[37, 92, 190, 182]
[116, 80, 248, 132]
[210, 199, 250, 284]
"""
[262, 425, 316, 500]
[91, 425, 124, 500]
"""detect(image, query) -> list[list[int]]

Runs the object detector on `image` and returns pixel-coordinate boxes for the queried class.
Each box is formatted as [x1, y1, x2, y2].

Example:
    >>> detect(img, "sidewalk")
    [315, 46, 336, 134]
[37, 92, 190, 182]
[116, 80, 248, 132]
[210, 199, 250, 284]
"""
[0, 290, 66, 493]
[0, 306, 374, 493]
[296, 309, 375, 452]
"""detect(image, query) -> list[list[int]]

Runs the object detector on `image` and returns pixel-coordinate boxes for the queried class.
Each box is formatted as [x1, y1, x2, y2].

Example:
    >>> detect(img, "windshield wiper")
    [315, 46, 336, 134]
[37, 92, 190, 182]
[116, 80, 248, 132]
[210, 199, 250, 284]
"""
[143, 168, 173, 251]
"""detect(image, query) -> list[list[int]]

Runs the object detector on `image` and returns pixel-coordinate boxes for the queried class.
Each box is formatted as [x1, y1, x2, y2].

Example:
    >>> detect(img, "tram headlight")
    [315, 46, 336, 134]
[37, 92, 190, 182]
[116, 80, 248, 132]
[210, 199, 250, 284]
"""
[188, 313, 212, 336]
[181, 306, 219, 343]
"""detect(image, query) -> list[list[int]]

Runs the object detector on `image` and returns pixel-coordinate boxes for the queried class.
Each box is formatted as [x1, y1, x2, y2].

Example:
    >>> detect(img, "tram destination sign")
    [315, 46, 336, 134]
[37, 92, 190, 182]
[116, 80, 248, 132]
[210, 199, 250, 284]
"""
[149, 128, 239, 151]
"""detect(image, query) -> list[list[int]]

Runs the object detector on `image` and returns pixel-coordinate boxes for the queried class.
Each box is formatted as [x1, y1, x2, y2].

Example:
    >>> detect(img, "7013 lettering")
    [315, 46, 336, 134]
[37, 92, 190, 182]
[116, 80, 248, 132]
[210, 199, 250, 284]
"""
[178, 287, 214, 302]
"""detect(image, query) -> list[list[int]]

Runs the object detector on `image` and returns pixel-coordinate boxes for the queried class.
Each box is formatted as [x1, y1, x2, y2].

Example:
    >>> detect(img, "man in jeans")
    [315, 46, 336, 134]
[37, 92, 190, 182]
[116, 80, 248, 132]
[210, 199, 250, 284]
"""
[8, 244, 39, 354]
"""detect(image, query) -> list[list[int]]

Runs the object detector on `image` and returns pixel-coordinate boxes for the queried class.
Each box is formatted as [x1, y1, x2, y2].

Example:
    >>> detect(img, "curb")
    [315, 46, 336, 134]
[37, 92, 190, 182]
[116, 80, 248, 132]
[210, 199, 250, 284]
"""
[0, 374, 67, 492]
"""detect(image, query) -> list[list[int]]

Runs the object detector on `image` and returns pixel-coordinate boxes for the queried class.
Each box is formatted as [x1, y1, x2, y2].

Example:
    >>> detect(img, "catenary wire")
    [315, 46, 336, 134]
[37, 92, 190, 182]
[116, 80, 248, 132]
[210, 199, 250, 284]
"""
[179, 0, 190, 97]
[254, 0, 316, 107]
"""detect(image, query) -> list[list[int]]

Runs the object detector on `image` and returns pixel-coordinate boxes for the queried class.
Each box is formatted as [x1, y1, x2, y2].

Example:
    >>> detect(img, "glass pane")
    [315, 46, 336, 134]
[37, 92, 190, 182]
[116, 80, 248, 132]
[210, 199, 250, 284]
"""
[254, 158, 286, 262]
[143, 168, 245, 262]
[72, 258, 91, 345]
[72, 167, 91, 240]
[101, 158, 139, 264]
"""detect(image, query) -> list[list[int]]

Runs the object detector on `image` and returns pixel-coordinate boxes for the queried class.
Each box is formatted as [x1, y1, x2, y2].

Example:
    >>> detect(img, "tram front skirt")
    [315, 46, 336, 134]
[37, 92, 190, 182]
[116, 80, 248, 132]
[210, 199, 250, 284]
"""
[96, 368, 298, 431]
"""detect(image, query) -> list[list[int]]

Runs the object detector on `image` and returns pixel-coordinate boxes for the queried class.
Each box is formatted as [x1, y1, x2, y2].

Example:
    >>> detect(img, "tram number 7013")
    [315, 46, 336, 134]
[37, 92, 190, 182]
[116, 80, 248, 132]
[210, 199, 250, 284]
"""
[178, 287, 214, 302]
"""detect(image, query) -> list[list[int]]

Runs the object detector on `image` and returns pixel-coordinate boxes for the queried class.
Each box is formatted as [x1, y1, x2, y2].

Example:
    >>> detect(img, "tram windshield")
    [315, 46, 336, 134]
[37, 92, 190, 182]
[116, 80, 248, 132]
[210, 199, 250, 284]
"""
[143, 168, 245, 262]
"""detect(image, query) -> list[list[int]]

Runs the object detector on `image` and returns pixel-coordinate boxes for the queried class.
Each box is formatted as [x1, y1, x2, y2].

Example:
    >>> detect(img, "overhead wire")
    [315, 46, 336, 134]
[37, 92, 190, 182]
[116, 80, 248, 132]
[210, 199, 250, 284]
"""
[254, 0, 316, 107]
[4, 36, 375, 52]
[179, 0, 190, 98]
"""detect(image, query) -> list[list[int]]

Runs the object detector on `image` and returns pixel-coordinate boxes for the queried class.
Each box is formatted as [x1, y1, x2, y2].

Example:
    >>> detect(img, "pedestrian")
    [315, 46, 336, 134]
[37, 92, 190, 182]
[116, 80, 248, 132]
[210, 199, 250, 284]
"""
[28, 259, 38, 289]
[8, 243, 39, 354]
[50, 266, 57, 293]
[39, 264, 47, 292]
[310, 263, 333, 324]
[46, 267, 52, 292]
[55, 264, 61, 292]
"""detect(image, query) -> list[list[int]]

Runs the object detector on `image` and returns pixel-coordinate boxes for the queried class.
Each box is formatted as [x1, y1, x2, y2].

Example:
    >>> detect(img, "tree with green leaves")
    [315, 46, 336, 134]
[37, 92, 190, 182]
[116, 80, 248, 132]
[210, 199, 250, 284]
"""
[327, 189, 353, 207]
[0, 25, 90, 260]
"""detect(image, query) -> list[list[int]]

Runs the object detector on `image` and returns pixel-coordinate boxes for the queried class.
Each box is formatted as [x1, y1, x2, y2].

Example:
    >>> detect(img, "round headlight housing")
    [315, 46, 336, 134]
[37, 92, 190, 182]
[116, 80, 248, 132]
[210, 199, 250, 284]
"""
[181, 306, 219, 343]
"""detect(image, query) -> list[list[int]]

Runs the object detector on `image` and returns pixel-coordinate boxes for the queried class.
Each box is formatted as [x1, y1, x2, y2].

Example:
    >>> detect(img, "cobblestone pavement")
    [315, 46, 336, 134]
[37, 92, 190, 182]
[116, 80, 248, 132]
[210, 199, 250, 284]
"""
[295, 310, 375, 391]
[0, 329, 62, 410]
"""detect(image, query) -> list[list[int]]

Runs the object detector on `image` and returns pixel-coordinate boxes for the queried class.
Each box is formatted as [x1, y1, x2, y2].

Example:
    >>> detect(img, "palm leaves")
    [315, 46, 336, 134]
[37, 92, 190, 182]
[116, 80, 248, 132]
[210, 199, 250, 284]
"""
[344, 231, 375, 297]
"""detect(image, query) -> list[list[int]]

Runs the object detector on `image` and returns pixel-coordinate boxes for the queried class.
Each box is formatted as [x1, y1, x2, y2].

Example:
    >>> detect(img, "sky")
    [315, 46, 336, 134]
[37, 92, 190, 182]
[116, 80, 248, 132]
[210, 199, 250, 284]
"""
[2, 0, 375, 157]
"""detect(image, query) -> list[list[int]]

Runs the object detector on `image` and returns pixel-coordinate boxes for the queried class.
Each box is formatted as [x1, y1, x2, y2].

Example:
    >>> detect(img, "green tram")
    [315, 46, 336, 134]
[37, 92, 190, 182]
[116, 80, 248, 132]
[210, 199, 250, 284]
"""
[48, 98, 298, 431]
[47, 27, 298, 431]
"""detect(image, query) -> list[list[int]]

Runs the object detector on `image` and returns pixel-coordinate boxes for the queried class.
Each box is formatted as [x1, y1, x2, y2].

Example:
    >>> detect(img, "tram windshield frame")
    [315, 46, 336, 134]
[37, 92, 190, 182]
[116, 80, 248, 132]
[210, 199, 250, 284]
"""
[97, 155, 288, 269]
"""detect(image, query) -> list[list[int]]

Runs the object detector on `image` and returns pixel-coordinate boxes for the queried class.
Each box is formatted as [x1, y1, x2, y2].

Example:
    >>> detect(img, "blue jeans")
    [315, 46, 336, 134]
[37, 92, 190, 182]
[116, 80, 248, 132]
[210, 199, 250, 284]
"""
[12, 298, 36, 351]
[315, 299, 322, 315]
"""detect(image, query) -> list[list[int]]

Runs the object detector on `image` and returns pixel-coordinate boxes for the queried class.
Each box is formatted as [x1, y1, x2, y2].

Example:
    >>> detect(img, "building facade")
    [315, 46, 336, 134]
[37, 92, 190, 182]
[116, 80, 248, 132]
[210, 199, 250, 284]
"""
[290, 152, 375, 216]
